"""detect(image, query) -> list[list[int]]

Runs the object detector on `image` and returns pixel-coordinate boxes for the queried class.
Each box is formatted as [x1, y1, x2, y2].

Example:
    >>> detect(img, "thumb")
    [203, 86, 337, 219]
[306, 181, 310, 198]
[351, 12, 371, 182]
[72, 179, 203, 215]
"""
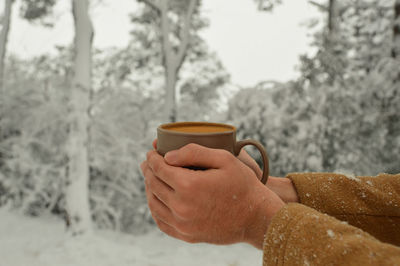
[164, 143, 228, 169]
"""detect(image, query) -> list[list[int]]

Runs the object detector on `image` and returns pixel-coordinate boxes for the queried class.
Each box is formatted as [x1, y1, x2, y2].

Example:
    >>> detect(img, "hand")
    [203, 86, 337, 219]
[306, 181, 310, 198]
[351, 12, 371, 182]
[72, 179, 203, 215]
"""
[141, 143, 285, 249]
[151, 140, 298, 203]
[237, 149, 299, 203]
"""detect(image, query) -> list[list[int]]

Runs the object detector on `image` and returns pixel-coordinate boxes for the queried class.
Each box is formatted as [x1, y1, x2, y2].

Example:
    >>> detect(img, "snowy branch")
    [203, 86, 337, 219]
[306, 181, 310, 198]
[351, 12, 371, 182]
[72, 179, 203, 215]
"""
[308, 0, 327, 12]
[138, 0, 161, 12]
[91, 180, 134, 200]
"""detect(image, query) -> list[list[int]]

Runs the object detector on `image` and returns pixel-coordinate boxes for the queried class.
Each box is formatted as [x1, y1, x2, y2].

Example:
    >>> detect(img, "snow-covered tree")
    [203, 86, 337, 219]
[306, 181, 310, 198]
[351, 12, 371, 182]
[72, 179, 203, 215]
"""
[0, 0, 13, 91]
[64, 0, 94, 235]
[228, 0, 400, 176]
[299, 0, 400, 174]
[0, 53, 71, 213]
[136, 0, 198, 122]
[130, 0, 229, 122]
[253, 0, 282, 11]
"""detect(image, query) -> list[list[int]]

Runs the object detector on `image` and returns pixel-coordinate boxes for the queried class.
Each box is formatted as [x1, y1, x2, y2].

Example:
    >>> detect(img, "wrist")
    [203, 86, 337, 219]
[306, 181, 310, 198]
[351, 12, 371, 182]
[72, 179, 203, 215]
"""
[267, 177, 299, 203]
[243, 184, 285, 249]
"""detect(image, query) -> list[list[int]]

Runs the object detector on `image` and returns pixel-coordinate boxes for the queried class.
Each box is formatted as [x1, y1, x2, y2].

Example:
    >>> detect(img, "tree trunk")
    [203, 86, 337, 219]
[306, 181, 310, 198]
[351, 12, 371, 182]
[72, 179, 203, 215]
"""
[66, 0, 94, 235]
[165, 64, 177, 122]
[328, 0, 338, 36]
[160, 0, 177, 122]
[326, 0, 340, 84]
[141, 0, 196, 122]
[392, 0, 400, 59]
[160, 0, 196, 122]
[0, 0, 12, 91]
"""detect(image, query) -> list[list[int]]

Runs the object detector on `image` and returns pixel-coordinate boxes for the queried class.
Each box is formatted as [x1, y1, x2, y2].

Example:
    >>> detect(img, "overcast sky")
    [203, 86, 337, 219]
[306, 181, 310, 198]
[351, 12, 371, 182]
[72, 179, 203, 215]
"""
[7, 0, 321, 87]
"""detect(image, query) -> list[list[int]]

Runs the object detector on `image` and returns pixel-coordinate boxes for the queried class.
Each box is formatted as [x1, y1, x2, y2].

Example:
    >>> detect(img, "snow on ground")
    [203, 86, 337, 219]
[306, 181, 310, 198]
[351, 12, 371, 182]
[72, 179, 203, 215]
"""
[0, 208, 262, 266]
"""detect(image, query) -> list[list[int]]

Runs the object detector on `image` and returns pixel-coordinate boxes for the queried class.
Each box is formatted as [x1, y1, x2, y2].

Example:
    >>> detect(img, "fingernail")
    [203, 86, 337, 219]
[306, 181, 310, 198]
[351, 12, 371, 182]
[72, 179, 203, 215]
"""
[165, 150, 178, 164]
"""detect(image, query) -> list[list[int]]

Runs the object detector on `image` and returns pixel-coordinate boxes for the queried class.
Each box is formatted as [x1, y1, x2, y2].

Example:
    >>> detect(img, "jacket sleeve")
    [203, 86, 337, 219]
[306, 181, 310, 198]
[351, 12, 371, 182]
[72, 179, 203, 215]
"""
[263, 203, 400, 266]
[287, 173, 400, 246]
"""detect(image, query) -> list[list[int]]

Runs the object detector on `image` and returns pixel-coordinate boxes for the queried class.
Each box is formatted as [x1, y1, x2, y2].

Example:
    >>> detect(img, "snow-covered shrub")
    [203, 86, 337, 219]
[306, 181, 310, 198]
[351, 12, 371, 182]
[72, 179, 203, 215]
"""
[0, 56, 156, 233]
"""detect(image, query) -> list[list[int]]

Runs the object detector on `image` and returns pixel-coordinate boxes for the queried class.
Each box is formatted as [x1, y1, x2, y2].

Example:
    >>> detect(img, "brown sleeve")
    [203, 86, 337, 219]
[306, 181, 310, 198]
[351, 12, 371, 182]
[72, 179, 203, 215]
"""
[287, 173, 400, 246]
[263, 203, 400, 266]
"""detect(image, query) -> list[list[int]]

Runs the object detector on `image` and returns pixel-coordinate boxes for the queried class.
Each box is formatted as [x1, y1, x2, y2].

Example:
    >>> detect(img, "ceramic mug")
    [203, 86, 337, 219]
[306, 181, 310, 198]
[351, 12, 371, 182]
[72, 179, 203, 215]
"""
[157, 122, 269, 184]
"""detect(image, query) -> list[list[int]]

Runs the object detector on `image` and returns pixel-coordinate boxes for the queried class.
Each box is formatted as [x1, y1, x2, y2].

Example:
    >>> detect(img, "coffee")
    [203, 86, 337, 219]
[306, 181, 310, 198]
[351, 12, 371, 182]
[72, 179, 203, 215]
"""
[164, 125, 233, 133]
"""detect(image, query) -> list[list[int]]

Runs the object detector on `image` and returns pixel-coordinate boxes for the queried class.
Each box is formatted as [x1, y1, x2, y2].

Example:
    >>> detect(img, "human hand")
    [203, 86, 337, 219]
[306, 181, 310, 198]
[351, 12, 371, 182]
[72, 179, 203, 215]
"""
[152, 140, 298, 203]
[141, 143, 285, 249]
[237, 149, 299, 203]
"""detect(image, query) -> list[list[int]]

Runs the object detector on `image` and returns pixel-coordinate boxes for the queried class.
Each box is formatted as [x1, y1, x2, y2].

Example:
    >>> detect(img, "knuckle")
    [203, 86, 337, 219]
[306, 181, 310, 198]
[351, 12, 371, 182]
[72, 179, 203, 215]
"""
[178, 178, 199, 197]
[151, 161, 169, 178]
[147, 198, 156, 211]
[154, 218, 167, 231]
[142, 168, 148, 179]
[178, 178, 192, 191]
[183, 143, 200, 158]
[219, 149, 235, 162]
[152, 161, 162, 175]
[174, 203, 192, 219]
[144, 175, 151, 189]
[158, 223, 178, 239]
[140, 161, 146, 171]
[185, 143, 199, 151]
[146, 151, 153, 161]
[175, 220, 192, 235]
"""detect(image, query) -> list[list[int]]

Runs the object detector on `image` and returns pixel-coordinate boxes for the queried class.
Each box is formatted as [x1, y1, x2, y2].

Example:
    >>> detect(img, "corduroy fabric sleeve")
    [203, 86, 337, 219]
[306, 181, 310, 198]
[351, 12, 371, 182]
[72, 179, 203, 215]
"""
[286, 173, 400, 246]
[263, 203, 400, 266]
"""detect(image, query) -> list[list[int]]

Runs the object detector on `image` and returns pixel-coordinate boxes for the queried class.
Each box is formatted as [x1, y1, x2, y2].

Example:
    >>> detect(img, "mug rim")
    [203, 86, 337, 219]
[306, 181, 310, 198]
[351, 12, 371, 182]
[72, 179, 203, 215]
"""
[158, 121, 236, 136]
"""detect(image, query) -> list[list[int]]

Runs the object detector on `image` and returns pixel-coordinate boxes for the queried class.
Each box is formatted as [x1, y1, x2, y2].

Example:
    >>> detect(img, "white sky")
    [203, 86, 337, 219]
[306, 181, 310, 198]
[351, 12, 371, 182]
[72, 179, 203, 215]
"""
[7, 0, 321, 87]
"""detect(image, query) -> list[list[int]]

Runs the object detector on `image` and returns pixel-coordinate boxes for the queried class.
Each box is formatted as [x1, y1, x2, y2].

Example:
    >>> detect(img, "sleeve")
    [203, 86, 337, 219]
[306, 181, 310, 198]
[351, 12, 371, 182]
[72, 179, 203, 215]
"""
[286, 173, 400, 246]
[263, 203, 400, 266]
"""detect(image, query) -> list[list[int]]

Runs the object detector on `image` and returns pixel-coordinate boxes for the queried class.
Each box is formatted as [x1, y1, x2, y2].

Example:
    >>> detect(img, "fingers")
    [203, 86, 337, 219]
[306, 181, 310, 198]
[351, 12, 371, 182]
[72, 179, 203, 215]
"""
[146, 150, 194, 190]
[153, 218, 198, 244]
[142, 161, 198, 244]
[146, 192, 176, 227]
[143, 161, 175, 225]
[164, 143, 232, 169]
[142, 160, 174, 207]
[152, 139, 157, 150]
[237, 149, 263, 180]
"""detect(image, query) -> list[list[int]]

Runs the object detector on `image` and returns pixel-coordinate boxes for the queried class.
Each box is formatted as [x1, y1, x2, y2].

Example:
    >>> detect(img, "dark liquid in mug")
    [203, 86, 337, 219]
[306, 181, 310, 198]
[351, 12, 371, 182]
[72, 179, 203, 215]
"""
[165, 125, 233, 133]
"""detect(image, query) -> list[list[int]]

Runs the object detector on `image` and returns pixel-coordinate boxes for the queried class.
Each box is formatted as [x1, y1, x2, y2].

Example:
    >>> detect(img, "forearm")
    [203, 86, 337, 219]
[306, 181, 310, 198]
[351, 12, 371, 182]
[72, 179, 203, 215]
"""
[243, 184, 285, 250]
[263, 203, 400, 266]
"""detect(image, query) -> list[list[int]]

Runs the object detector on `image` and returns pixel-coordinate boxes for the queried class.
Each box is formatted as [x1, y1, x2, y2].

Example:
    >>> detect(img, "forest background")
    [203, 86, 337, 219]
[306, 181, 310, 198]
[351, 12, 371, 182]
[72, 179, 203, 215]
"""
[0, 0, 399, 236]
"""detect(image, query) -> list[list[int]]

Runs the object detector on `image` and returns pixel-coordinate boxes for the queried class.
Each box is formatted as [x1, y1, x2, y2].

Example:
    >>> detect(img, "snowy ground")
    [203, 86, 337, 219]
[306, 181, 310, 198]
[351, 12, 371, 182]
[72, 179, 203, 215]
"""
[0, 208, 262, 266]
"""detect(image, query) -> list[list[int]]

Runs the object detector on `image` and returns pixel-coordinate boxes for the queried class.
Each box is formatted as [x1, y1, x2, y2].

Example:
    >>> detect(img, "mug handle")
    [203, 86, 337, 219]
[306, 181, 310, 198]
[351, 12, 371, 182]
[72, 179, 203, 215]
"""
[234, 140, 269, 184]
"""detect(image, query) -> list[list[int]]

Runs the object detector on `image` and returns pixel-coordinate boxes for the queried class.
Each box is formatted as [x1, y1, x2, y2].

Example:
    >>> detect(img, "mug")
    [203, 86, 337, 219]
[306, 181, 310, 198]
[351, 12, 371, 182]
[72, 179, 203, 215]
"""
[157, 122, 269, 184]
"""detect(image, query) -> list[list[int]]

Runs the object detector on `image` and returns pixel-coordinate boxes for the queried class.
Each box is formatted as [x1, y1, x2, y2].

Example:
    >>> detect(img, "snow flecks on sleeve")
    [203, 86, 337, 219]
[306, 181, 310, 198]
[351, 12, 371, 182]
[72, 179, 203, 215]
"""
[264, 203, 400, 266]
[339, 172, 361, 182]
[327, 229, 335, 238]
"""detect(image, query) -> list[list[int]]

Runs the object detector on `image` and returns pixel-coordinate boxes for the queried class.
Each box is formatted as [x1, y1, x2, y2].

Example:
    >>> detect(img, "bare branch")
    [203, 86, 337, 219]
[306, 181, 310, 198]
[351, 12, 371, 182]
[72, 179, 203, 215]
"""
[138, 0, 161, 12]
[308, 0, 327, 12]
[175, 0, 197, 73]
